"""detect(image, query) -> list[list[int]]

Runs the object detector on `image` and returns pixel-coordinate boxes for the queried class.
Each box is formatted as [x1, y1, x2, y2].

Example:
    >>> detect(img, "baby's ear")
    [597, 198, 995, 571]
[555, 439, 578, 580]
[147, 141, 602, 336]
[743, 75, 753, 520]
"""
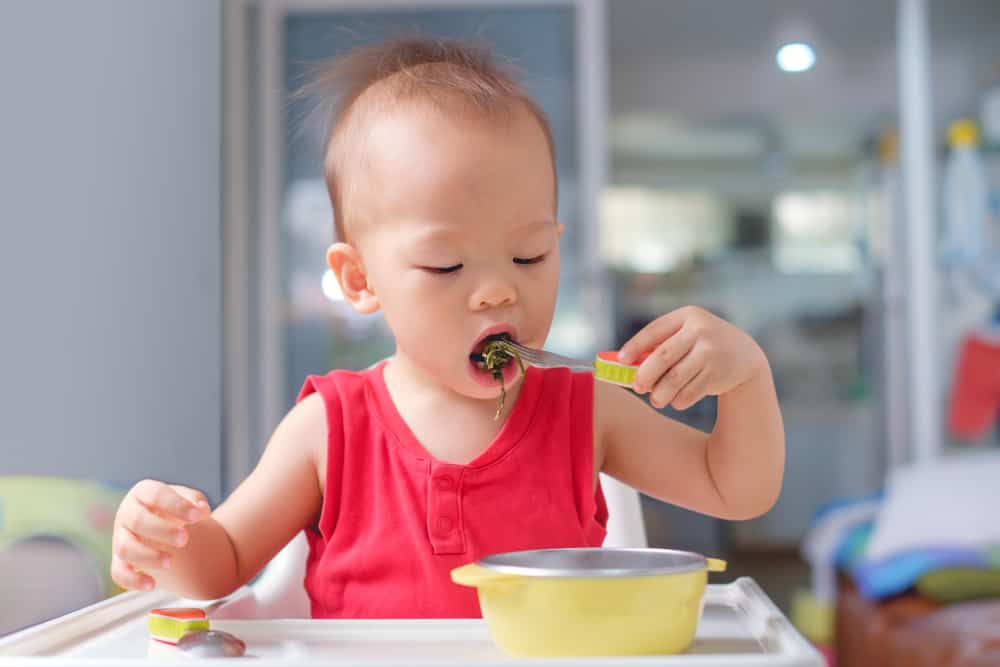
[326, 243, 380, 314]
[556, 222, 565, 238]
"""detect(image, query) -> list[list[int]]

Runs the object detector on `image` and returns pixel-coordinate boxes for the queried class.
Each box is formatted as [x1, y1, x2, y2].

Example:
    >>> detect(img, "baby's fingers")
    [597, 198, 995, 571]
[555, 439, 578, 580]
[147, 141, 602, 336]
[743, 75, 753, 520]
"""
[671, 370, 711, 410]
[632, 329, 695, 395]
[113, 526, 173, 572]
[171, 485, 212, 521]
[111, 555, 156, 591]
[117, 499, 190, 549]
[619, 309, 687, 365]
[648, 355, 701, 409]
[132, 479, 204, 523]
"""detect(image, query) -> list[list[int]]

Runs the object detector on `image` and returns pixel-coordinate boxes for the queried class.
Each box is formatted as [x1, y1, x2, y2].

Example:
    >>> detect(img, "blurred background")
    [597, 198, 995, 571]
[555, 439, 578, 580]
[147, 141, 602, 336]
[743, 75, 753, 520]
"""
[2, 1, 1000, 663]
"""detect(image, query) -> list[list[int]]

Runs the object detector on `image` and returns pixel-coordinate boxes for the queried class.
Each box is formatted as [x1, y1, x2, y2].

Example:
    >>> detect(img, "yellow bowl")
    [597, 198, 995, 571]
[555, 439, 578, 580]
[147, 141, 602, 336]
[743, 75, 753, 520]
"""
[451, 548, 726, 657]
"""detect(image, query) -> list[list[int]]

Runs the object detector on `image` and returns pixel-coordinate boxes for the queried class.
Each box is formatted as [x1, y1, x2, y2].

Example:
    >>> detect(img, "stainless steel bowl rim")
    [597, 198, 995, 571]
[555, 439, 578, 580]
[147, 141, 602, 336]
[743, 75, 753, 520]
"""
[476, 547, 710, 578]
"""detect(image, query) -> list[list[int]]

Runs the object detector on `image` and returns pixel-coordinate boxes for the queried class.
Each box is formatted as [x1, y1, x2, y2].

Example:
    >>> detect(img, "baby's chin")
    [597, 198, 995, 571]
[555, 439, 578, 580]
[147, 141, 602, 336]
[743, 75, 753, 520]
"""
[395, 353, 525, 401]
[465, 353, 523, 391]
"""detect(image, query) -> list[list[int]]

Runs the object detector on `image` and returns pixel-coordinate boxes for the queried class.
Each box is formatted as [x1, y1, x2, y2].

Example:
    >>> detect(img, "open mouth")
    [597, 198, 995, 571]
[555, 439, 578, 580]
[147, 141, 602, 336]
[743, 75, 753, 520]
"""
[469, 332, 513, 368]
[468, 332, 525, 419]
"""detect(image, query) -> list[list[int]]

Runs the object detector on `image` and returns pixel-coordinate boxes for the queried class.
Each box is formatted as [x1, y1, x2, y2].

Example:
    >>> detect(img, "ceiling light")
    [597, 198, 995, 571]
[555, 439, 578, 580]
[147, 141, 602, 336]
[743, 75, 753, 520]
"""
[776, 43, 815, 73]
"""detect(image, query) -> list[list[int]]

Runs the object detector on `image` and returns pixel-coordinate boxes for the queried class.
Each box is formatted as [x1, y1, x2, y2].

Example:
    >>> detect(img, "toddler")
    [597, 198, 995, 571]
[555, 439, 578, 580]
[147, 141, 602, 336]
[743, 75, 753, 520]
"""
[111, 37, 784, 618]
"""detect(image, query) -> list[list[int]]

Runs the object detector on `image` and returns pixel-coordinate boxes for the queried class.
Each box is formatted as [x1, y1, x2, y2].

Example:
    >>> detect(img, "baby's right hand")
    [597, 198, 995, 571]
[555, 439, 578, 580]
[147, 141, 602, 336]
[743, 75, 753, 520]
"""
[111, 480, 211, 591]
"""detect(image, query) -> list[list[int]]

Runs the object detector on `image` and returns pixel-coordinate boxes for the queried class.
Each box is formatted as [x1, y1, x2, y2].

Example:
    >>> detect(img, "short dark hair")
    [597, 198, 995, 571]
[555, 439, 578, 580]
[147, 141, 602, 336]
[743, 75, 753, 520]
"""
[299, 36, 557, 243]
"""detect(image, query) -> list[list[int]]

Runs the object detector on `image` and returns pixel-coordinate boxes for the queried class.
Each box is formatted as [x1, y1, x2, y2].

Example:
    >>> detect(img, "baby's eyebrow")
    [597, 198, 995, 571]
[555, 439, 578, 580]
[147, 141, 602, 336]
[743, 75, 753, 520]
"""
[409, 219, 556, 247]
[409, 225, 459, 244]
[405, 227, 461, 254]
[516, 219, 558, 233]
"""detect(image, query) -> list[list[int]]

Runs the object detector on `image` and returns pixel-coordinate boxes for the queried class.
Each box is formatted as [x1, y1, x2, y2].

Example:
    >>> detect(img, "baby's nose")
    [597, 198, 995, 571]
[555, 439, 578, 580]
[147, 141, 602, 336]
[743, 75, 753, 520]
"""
[470, 281, 517, 310]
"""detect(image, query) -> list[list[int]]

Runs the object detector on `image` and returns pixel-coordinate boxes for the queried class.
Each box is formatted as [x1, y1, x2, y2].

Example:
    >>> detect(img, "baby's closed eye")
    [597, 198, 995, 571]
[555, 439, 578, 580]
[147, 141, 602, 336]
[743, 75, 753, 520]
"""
[422, 263, 463, 274]
[421, 254, 546, 273]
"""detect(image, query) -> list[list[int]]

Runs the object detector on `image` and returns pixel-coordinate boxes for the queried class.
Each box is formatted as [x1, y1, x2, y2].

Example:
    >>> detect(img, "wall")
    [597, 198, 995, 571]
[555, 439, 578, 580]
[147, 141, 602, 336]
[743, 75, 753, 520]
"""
[0, 1, 223, 501]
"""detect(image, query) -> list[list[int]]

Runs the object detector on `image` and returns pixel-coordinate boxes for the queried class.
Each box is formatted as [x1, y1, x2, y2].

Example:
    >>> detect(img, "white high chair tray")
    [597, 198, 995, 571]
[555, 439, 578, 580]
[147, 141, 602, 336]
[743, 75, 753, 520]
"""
[0, 577, 822, 666]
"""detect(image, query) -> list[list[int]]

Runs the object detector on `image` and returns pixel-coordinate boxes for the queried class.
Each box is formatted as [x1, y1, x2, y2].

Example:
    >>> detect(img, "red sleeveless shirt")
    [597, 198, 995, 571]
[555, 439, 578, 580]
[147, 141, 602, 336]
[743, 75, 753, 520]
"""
[297, 362, 608, 618]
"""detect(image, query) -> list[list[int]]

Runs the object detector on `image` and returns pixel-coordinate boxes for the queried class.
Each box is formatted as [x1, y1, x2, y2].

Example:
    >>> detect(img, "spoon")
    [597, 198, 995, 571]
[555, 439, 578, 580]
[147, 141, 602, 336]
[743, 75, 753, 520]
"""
[175, 630, 247, 658]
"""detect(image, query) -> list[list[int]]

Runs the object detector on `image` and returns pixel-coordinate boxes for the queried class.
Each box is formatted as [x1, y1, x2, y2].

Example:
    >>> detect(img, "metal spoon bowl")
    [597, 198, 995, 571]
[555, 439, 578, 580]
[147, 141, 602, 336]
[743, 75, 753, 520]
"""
[175, 630, 247, 658]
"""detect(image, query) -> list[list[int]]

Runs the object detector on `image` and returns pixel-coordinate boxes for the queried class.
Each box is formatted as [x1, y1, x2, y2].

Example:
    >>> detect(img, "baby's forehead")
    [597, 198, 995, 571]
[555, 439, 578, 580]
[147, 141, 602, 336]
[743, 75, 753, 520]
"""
[326, 85, 556, 243]
[336, 93, 537, 165]
[344, 99, 550, 189]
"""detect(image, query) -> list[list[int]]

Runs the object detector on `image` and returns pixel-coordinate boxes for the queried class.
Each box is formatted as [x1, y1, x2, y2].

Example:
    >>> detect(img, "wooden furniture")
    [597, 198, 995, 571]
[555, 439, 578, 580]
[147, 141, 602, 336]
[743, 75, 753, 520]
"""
[835, 576, 1000, 666]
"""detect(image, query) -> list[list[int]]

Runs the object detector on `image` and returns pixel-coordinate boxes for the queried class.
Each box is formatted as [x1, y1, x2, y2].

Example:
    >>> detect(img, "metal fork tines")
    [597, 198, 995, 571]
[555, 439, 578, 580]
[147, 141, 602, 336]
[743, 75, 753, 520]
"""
[504, 340, 595, 372]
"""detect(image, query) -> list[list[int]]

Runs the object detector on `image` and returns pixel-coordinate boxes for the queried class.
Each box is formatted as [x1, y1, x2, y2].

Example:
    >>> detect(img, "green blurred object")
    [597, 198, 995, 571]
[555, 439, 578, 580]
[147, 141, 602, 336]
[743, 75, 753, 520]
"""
[917, 567, 1000, 603]
[790, 589, 834, 644]
[0, 476, 126, 596]
[843, 372, 871, 401]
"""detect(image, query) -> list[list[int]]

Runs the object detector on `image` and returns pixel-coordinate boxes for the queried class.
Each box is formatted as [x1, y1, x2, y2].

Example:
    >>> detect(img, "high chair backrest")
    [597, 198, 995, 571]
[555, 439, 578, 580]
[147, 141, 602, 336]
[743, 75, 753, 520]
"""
[229, 474, 646, 619]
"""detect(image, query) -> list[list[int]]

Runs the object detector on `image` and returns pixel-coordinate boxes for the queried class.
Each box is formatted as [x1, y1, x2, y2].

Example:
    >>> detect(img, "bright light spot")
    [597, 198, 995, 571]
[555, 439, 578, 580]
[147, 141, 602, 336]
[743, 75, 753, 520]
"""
[776, 43, 815, 73]
[629, 244, 678, 273]
[546, 312, 595, 358]
[321, 269, 344, 301]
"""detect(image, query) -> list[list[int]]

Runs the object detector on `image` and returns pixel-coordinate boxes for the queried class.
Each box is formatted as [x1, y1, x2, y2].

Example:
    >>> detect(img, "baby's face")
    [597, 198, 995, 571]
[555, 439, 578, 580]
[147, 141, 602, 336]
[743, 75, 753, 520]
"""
[352, 101, 560, 399]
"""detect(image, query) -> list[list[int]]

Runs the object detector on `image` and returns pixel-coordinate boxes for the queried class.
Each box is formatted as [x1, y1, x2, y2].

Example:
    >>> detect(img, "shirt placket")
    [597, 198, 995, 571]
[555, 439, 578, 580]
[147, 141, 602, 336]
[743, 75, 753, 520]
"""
[427, 462, 466, 554]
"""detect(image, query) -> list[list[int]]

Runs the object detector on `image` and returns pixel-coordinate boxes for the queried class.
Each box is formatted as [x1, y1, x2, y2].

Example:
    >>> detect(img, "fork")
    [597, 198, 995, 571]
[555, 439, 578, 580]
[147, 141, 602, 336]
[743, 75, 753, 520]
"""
[503, 340, 650, 386]
[503, 340, 597, 372]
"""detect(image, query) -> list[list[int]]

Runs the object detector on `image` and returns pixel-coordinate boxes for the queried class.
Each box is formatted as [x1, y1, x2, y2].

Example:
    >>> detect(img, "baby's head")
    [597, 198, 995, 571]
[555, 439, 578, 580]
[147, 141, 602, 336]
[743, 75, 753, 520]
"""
[308, 37, 563, 399]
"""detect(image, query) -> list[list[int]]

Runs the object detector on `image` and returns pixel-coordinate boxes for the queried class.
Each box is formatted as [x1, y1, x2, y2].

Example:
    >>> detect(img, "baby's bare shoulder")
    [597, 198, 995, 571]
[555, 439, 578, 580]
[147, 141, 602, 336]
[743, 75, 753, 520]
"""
[274, 392, 328, 451]
[292, 391, 327, 420]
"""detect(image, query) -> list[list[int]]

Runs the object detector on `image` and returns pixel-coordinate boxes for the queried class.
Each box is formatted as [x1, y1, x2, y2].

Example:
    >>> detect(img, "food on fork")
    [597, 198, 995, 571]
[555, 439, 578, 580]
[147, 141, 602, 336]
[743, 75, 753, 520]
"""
[471, 333, 525, 419]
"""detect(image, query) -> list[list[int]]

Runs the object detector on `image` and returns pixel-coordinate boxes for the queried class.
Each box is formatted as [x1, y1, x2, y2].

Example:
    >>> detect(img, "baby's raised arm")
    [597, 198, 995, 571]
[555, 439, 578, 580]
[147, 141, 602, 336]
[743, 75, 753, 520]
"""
[595, 307, 784, 521]
[111, 393, 328, 599]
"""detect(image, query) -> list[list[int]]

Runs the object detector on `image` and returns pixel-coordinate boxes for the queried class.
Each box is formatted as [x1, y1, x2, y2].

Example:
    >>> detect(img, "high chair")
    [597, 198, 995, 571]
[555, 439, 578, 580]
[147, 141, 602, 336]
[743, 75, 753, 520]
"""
[219, 474, 647, 619]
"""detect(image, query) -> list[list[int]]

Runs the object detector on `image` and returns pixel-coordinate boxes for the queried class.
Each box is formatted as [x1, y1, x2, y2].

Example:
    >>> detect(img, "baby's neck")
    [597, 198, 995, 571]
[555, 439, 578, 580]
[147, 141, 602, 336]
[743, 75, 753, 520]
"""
[382, 356, 523, 465]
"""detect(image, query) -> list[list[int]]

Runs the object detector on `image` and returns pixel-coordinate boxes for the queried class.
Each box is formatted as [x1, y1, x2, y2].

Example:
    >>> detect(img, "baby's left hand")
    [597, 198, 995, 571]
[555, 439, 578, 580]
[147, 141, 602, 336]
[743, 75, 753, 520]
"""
[617, 306, 767, 410]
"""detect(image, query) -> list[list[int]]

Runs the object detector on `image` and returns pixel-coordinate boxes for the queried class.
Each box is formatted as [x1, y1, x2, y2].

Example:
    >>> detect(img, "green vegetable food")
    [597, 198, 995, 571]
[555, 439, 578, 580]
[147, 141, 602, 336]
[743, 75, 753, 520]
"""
[480, 338, 525, 419]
